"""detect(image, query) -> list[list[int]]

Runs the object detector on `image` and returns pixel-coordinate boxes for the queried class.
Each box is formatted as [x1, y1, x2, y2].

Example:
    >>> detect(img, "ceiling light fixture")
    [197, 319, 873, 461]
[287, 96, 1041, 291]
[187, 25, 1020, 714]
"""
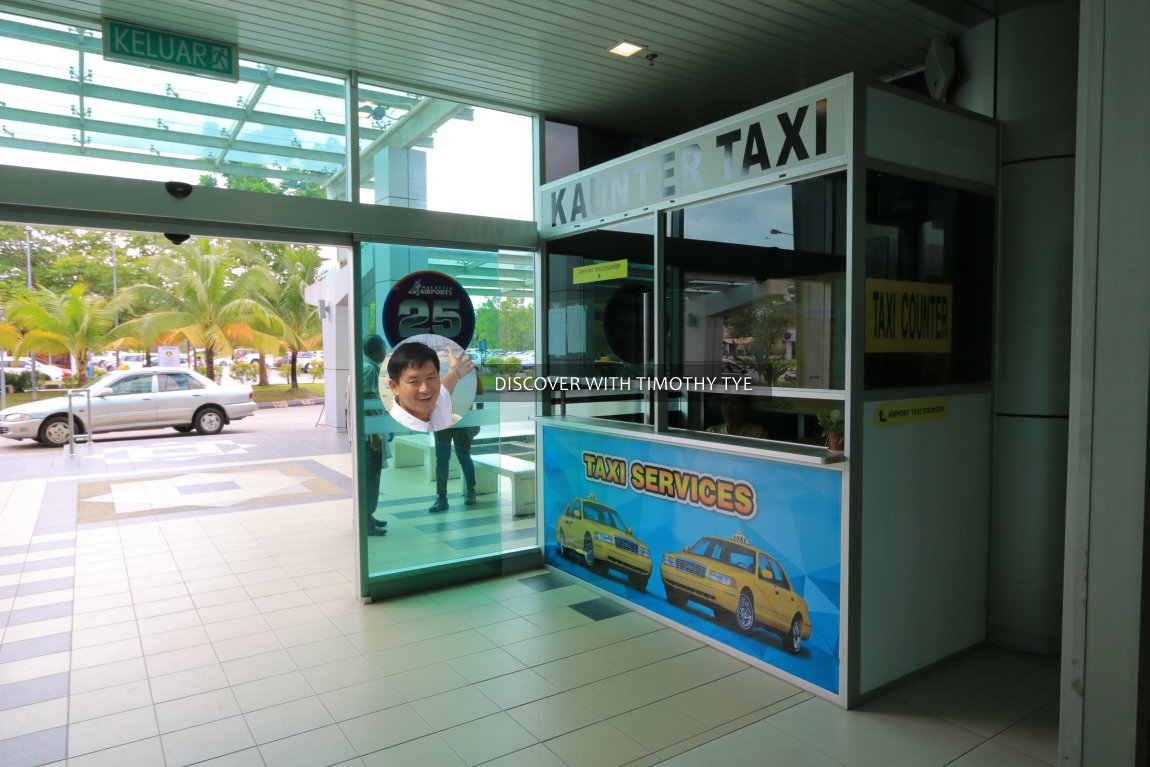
[609, 41, 644, 57]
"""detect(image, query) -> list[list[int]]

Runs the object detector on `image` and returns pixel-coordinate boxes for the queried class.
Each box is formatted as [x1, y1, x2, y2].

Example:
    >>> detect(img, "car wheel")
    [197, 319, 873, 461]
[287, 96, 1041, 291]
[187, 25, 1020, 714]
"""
[557, 530, 569, 558]
[38, 415, 72, 447]
[665, 584, 687, 607]
[628, 573, 649, 591]
[194, 406, 225, 435]
[173, 425, 194, 433]
[786, 615, 803, 654]
[582, 533, 596, 568]
[735, 590, 755, 634]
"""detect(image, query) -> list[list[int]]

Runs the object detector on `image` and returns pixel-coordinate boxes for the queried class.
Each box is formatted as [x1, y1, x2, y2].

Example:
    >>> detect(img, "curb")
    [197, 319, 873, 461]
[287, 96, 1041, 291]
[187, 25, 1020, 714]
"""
[256, 399, 322, 409]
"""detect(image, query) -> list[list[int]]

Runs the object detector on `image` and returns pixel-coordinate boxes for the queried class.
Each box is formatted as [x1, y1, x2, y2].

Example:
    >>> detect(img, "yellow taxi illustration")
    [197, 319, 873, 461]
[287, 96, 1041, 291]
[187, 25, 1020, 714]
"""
[660, 532, 811, 653]
[556, 493, 652, 590]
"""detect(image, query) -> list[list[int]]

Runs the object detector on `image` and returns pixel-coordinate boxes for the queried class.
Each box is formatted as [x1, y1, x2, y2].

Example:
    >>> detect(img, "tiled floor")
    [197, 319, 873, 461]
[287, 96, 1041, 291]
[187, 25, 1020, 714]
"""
[0, 420, 1060, 766]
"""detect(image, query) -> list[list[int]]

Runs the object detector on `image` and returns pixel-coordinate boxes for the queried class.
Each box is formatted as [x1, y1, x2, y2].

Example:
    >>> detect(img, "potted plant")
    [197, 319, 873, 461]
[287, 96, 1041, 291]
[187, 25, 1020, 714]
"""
[818, 409, 844, 451]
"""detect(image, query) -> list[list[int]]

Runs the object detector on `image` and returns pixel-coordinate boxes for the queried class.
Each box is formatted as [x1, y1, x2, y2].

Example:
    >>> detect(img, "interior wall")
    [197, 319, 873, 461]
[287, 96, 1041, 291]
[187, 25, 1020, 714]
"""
[1064, 0, 1150, 763]
[859, 392, 993, 693]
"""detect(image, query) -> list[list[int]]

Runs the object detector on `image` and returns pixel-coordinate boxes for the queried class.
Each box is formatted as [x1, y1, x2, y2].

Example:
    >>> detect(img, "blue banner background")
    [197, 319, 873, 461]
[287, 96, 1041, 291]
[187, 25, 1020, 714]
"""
[542, 425, 842, 693]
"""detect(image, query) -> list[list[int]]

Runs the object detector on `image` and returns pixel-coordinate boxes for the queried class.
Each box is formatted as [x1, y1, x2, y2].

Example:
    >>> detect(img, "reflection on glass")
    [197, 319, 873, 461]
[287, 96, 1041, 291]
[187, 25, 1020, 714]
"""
[672, 392, 844, 448]
[547, 218, 655, 379]
[355, 81, 533, 220]
[666, 173, 846, 393]
[864, 171, 994, 389]
[545, 218, 654, 424]
[356, 244, 538, 580]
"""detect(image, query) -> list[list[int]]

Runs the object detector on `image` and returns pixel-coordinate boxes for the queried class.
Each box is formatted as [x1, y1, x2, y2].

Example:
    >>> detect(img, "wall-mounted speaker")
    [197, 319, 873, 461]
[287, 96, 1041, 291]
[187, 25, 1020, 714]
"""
[925, 37, 956, 101]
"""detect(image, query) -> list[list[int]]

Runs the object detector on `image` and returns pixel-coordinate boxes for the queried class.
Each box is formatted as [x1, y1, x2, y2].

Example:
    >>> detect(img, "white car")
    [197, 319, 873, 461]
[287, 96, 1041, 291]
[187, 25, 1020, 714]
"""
[0, 368, 256, 446]
[0, 358, 67, 381]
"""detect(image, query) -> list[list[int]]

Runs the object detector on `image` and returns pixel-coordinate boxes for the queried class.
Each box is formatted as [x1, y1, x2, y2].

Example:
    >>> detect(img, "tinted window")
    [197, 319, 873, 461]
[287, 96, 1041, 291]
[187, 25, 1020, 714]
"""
[864, 171, 994, 388]
[109, 376, 152, 395]
[158, 374, 201, 391]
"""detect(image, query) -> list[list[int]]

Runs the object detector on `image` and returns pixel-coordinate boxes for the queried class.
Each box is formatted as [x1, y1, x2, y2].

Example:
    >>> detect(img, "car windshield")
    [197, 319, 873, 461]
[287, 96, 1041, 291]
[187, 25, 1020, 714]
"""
[582, 501, 625, 531]
[688, 538, 756, 570]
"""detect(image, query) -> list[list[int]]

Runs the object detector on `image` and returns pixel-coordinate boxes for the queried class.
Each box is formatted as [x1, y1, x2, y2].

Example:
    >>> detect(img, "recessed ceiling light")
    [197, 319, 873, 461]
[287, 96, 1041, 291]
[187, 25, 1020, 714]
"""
[609, 41, 644, 57]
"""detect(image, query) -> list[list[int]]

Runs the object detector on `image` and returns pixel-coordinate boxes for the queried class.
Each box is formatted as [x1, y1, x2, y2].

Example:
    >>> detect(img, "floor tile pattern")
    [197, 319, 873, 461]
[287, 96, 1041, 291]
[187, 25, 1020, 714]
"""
[0, 425, 1060, 766]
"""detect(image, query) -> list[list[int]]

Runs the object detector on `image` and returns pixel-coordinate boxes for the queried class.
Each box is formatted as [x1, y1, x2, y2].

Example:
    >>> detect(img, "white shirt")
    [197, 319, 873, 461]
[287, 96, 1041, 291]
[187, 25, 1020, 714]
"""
[389, 386, 454, 433]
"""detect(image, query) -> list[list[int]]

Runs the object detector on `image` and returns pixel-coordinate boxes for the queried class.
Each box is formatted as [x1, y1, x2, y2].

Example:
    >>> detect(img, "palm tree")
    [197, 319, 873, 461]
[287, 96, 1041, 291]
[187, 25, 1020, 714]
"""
[116, 239, 282, 380]
[4, 284, 124, 385]
[0, 320, 19, 355]
[271, 247, 324, 388]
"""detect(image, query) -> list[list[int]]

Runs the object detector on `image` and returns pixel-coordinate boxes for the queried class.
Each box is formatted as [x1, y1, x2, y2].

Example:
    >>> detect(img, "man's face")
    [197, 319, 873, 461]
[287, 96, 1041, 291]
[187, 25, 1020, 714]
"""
[389, 360, 441, 421]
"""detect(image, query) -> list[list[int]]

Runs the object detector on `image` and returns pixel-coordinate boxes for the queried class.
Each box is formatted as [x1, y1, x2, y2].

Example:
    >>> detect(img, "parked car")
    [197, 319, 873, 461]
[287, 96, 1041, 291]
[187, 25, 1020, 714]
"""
[115, 352, 149, 370]
[0, 358, 66, 381]
[660, 532, 810, 653]
[299, 350, 323, 373]
[556, 492, 651, 590]
[0, 368, 256, 447]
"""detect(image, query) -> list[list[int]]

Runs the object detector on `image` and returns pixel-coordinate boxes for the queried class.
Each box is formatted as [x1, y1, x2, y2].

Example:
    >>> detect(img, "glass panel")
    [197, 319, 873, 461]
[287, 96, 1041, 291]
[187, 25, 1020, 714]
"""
[663, 172, 846, 441]
[863, 171, 994, 388]
[356, 80, 533, 220]
[356, 242, 537, 580]
[0, 11, 347, 197]
[545, 217, 654, 424]
[670, 391, 844, 448]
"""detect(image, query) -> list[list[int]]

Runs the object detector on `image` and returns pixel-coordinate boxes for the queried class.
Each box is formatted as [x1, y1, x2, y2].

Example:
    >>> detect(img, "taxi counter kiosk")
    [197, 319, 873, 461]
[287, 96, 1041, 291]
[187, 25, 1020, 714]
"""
[535, 75, 997, 706]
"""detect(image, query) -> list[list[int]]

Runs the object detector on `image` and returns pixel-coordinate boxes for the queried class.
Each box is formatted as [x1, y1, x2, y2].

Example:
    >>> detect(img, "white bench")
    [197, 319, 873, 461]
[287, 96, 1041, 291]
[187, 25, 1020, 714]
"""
[392, 424, 534, 480]
[473, 454, 536, 517]
[393, 434, 436, 470]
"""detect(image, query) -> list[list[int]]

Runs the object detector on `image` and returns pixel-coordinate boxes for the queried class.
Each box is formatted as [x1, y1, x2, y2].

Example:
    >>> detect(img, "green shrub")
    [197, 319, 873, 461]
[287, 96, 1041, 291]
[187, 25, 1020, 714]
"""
[195, 365, 223, 383]
[501, 356, 523, 376]
[307, 361, 324, 381]
[231, 362, 259, 384]
[3, 371, 30, 392]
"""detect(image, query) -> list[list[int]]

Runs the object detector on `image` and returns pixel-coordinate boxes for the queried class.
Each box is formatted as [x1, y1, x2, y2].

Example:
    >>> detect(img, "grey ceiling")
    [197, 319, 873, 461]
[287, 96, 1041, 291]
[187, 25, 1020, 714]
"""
[9, 0, 991, 138]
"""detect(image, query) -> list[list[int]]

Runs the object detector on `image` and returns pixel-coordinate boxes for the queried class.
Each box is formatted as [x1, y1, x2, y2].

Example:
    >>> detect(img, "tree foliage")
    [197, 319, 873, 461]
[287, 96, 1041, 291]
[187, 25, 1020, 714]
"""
[270, 246, 324, 388]
[724, 299, 796, 386]
[474, 297, 534, 352]
[3, 284, 127, 385]
[115, 238, 283, 380]
[0, 225, 161, 302]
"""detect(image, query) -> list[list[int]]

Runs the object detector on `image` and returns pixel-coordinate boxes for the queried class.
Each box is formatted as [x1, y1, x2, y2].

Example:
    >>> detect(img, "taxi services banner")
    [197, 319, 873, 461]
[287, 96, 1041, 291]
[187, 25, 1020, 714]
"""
[541, 425, 842, 694]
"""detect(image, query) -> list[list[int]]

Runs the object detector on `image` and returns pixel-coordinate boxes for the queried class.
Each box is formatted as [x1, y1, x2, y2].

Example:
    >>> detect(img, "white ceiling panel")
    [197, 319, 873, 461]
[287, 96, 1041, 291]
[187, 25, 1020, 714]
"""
[7, 0, 990, 137]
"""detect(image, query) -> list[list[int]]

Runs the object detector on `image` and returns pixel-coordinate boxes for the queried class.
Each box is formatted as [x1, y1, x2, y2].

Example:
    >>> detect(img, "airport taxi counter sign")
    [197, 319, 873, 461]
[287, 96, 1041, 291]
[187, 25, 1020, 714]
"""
[541, 422, 843, 696]
[102, 19, 239, 81]
[864, 278, 953, 353]
[539, 76, 850, 237]
[573, 259, 628, 285]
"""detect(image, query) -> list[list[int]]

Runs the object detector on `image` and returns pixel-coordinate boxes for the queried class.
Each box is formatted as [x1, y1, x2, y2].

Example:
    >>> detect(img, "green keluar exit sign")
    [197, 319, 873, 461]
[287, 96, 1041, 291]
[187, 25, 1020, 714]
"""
[102, 19, 238, 82]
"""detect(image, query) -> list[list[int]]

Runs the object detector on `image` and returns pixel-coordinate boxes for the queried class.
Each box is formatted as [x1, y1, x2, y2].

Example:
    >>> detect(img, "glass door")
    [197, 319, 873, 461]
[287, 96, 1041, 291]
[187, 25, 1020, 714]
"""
[354, 242, 540, 597]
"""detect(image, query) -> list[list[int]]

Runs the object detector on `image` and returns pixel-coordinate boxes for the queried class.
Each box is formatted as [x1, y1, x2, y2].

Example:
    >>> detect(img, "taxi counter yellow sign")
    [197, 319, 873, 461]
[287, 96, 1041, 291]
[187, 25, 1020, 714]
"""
[865, 278, 952, 353]
[875, 398, 948, 427]
[573, 259, 628, 285]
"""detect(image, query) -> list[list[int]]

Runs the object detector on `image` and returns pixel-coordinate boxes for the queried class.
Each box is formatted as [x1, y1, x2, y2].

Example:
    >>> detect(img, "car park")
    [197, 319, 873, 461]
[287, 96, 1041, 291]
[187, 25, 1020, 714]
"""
[0, 367, 256, 446]
[660, 531, 811, 653]
[556, 493, 652, 589]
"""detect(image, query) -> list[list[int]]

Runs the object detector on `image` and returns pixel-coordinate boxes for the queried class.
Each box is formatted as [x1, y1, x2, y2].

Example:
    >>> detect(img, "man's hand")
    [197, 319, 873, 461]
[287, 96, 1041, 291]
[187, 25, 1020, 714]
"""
[446, 348, 475, 377]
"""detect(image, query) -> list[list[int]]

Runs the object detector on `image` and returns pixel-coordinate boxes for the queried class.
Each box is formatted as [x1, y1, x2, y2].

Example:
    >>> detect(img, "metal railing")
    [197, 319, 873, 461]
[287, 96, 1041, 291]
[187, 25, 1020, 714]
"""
[65, 388, 92, 455]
